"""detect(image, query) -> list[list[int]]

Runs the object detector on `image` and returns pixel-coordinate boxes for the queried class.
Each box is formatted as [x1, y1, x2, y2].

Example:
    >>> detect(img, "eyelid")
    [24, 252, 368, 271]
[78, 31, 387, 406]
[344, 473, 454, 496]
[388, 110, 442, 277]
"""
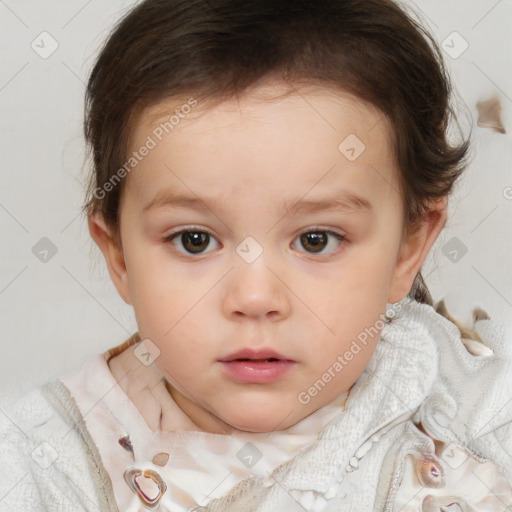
[163, 225, 217, 239]
[297, 225, 346, 237]
[295, 226, 347, 247]
[292, 227, 346, 255]
[163, 226, 221, 257]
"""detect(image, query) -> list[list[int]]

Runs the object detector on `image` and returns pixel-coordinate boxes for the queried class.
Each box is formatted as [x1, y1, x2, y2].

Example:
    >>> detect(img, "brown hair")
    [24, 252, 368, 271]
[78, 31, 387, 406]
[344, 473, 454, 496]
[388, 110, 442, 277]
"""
[82, 0, 470, 305]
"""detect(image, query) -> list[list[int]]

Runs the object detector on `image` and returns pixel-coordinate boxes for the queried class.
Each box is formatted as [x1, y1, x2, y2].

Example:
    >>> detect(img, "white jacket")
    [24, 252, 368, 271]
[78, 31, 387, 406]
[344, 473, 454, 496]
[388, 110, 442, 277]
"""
[1, 296, 511, 511]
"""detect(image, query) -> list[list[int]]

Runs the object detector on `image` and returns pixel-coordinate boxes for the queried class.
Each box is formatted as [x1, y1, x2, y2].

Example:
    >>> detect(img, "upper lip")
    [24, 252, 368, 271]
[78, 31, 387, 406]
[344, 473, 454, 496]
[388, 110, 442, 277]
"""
[218, 348, 294, 362]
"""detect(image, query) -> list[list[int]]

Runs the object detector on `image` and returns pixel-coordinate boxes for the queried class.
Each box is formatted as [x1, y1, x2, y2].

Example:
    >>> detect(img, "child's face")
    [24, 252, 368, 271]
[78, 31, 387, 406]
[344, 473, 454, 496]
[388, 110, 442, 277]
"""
[91, 82, 446, 434]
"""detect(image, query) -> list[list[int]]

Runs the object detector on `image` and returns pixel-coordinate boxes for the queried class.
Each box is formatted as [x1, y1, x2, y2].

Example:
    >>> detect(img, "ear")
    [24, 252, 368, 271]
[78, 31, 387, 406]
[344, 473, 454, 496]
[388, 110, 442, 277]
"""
[88, 213, 132, 304]
[388, 197, 447, 303]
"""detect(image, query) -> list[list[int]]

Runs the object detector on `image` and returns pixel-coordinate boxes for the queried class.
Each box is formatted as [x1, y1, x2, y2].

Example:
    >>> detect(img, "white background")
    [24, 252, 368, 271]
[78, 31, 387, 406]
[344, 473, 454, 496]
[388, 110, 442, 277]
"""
[1, 0, 511, 405]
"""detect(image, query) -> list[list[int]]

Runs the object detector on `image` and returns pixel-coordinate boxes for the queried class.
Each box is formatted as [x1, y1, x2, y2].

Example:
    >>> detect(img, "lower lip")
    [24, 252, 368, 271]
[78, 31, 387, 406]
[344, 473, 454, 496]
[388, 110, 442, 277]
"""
[219, 359, 295, 383]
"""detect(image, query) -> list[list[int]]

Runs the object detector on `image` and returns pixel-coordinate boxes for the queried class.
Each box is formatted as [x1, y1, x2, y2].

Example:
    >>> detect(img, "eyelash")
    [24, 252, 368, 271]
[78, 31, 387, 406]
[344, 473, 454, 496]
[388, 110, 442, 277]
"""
[163, 226, 346, 258]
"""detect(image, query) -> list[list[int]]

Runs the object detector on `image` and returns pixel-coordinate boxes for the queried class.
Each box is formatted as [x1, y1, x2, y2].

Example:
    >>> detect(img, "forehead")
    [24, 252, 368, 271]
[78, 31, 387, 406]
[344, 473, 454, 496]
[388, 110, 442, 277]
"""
[125, 83, 400, 215]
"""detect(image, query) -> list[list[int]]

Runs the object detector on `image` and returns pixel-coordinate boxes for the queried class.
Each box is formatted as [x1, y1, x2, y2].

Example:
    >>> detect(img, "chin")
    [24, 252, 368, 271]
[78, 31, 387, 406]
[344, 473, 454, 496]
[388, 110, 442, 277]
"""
[225, 409, 297, 433]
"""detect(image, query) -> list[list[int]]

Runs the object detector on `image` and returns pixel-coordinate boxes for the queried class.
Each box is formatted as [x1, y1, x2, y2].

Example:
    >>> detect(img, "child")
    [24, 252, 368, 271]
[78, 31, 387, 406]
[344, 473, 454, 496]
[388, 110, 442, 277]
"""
[1, 0, 511, 510]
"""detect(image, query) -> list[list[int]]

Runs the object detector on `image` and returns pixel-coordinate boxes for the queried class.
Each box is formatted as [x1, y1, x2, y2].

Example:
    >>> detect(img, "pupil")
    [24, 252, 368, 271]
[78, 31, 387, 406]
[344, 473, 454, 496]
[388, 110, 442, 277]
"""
[301, 232, 326, 253]
[183, 232, 208, 253]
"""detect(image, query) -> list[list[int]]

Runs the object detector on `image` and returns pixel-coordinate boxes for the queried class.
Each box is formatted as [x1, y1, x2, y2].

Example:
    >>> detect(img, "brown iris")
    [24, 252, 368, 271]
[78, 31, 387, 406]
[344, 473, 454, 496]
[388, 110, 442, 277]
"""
[300, 231, 327, 253]
[181, 231, 210, 254]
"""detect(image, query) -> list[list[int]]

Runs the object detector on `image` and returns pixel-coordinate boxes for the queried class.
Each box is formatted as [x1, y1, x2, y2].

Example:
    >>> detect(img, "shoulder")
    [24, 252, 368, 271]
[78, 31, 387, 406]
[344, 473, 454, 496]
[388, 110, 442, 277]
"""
[416, 307, 512, 483]
[0, 384, 66, 510]
[0, 384, 63, 459]
[0, 379, 117, 511]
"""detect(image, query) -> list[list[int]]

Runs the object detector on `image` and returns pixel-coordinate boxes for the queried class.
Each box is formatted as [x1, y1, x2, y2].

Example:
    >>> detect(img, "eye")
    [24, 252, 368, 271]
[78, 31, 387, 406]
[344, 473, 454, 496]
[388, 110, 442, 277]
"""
[291, 228, 346, 255]
[164, 228, 220, 255]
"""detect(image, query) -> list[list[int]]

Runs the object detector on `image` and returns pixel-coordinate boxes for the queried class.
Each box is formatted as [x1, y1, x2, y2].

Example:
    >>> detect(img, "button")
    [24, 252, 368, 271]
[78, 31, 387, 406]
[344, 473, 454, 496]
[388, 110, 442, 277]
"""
[152, 452, 170, 466]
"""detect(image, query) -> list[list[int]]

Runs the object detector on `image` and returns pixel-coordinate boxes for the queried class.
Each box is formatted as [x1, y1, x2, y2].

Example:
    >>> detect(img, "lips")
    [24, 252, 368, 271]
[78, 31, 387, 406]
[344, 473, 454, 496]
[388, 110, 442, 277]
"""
[218, 348, 294, 362]
[218, 348, 296, 383]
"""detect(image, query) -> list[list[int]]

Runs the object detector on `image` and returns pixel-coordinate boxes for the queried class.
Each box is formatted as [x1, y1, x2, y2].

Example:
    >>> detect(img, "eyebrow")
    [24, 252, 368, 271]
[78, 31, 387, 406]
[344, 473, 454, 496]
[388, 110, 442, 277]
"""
[143, 190, 372, 215]
[284, 193, 372, 215]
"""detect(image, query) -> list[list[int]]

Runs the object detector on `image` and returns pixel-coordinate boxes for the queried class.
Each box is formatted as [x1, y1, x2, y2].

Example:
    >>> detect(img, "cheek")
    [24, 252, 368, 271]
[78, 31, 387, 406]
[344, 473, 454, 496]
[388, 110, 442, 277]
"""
[299, 251, 393, 324]
[343, 241, 398, 300]
[122, 243, 198, 328]
[300, 259, 391, 376]
[124, 266, 214, 360]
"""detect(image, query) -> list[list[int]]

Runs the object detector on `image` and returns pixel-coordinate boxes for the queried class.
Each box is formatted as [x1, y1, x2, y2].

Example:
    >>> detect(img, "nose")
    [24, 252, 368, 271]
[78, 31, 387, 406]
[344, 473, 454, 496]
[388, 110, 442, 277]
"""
[222, 256, 291, 322]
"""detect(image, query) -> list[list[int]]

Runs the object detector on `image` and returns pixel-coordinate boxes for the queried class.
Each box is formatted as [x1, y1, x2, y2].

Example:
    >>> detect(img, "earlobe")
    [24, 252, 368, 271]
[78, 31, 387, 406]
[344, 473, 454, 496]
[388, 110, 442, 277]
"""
[388, 198, 448, 303]
[88, 214, 132, 304]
